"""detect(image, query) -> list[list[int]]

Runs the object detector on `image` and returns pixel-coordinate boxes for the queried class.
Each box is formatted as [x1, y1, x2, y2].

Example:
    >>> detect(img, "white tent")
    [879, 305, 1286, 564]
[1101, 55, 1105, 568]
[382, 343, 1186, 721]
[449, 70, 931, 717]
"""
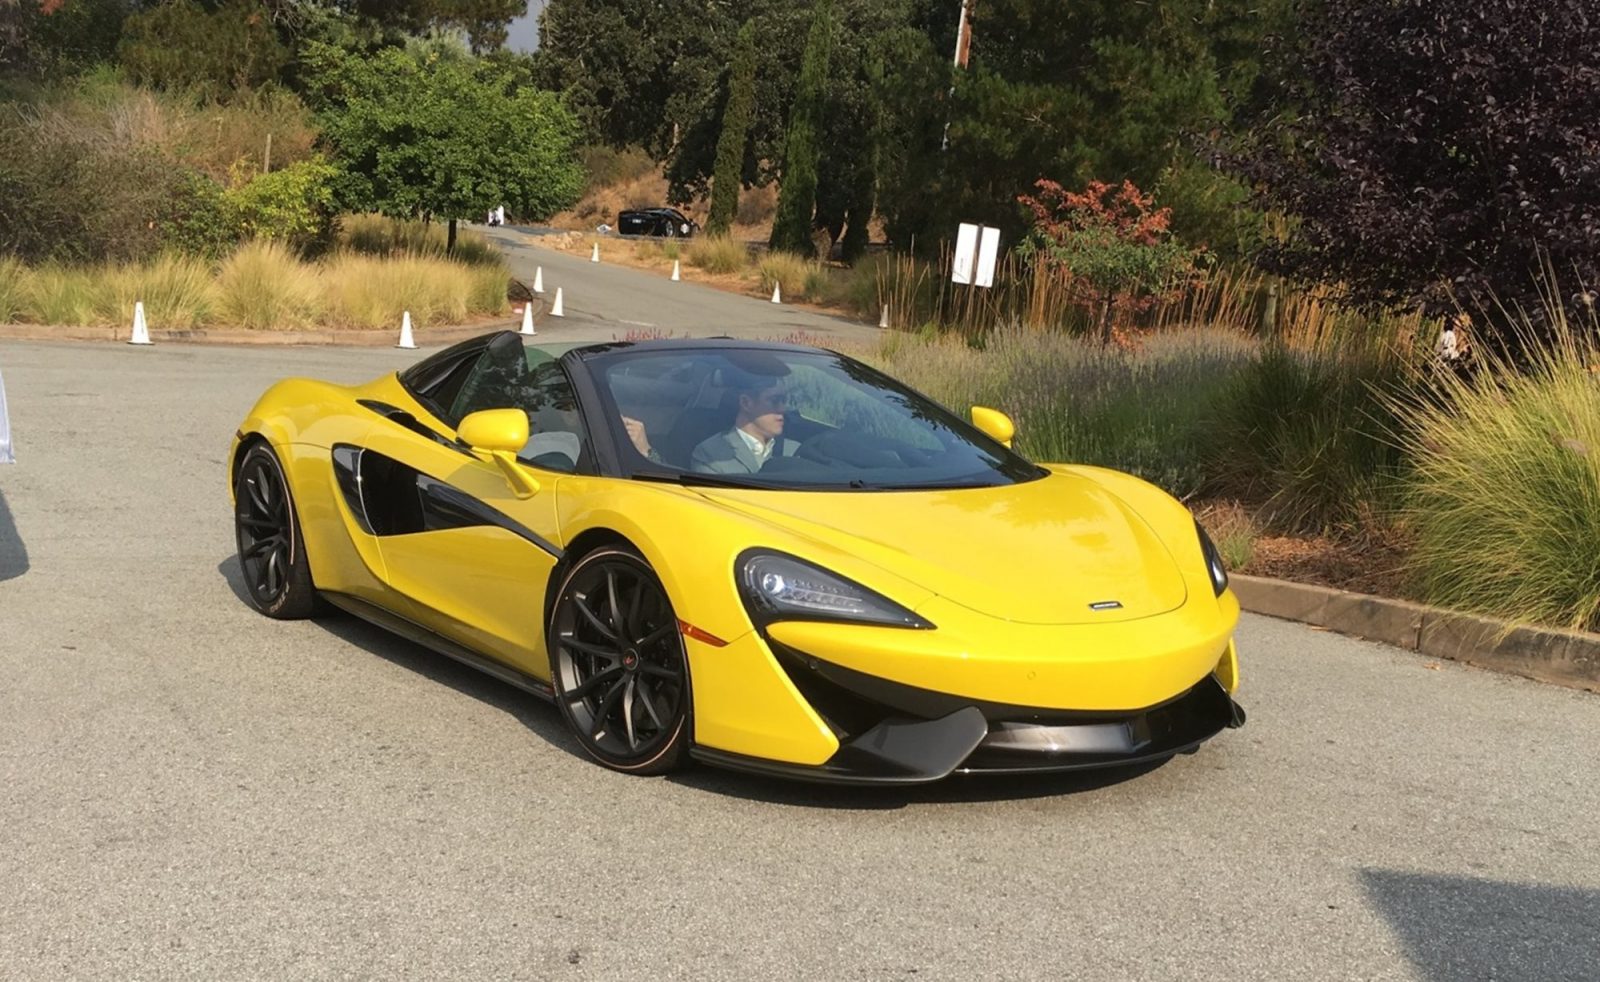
[0, 361, 12, 464]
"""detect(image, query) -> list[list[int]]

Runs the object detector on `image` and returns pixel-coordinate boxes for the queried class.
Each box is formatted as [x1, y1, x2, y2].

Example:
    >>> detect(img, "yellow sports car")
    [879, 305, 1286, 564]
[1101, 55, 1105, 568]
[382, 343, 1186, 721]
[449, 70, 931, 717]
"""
[231, 331, 1243, 784]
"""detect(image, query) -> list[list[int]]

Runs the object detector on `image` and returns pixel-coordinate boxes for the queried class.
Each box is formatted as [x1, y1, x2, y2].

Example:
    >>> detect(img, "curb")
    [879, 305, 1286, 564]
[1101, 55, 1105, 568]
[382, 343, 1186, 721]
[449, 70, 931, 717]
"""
[0, 313, 530, 347]
[1230, 574, 1600, 693]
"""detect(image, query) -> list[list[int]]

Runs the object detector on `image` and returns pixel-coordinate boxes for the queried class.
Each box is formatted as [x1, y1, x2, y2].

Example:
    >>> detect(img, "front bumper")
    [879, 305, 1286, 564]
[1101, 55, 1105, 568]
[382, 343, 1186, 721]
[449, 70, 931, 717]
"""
[689, 644, 1244, 785]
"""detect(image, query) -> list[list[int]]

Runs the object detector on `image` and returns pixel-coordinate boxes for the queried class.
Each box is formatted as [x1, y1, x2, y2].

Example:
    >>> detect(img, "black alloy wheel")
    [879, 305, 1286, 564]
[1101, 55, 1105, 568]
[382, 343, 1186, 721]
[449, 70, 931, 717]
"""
[549, 547, 690, 774]
[234, 443, 320, 619]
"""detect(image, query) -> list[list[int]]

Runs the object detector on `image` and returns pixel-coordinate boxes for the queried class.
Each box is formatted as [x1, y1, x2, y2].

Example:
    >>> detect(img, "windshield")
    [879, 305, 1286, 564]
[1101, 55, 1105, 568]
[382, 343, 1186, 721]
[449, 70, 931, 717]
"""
[586, 346, 1045, 490]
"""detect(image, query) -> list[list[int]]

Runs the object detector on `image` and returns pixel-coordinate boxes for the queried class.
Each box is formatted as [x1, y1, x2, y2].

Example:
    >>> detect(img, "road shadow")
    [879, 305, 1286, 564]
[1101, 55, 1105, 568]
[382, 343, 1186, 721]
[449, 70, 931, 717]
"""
[1361, 868, 1600, 982]
[0, 486, 28, 582]
[216, 553, 1204, 804]
[214, 557, 586, 764]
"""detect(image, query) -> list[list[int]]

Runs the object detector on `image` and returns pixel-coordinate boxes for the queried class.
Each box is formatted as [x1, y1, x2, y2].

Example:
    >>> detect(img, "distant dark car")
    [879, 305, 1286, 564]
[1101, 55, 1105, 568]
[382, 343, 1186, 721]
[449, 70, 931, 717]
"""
[618, 207, 698, 238]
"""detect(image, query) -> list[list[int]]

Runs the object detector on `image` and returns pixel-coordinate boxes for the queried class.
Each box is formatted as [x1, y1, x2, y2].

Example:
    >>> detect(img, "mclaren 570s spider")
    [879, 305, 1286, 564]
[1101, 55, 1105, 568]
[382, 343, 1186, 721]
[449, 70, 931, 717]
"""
[230, 331, 1244, 784]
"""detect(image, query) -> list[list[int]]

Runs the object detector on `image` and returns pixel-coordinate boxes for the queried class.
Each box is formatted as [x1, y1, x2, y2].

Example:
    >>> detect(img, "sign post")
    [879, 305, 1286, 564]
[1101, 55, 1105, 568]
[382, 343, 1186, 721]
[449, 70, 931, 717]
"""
[952, 223, 1000, 288]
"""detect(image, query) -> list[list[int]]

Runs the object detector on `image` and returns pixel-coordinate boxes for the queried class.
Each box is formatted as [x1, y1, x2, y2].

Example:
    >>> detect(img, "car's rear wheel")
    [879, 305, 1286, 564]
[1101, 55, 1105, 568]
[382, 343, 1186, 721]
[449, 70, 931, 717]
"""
[233, 442, 320, 620]
[549, 546, 690, 774]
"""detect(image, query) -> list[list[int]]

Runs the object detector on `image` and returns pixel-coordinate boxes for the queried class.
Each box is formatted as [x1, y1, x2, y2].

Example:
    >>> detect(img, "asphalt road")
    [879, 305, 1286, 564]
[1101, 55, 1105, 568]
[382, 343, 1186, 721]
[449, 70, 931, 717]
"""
[2, 332, 1598, 979]
[480, 224, 884, 347]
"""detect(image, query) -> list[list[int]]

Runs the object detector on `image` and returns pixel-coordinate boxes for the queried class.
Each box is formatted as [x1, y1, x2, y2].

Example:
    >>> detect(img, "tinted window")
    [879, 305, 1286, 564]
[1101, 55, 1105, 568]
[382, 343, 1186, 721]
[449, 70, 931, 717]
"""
[589, 346, 1043, 490]
[448, 335, 587, 473]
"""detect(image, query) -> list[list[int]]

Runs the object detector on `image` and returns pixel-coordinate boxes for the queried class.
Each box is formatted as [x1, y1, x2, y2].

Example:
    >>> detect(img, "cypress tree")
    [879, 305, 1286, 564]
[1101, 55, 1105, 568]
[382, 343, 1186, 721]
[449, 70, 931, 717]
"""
[769, 0, 833, 256]
[838, 50, 884, 264]
[706, 20, 757, 238]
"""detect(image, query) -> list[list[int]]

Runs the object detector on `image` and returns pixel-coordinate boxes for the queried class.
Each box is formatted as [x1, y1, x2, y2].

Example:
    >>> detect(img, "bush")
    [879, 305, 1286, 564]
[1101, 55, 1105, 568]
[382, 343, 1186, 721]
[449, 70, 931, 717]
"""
[225, 157, 339, 254]
[1016, 179, 1201, 338]
[338, 214, 499, 266]
[868, 326, 1256, 496]
[215, 239, 318, 329]
[0, 103, 178, 264]
[319, 254, 507, 328]
[686, 235, 746, 275]
[106, 253, 217, 330]
[1390, 315, 1600, 632]
[758, 252, 814, 299]
[21, 265, 114, 326]
[1207, 341, 1410, 532]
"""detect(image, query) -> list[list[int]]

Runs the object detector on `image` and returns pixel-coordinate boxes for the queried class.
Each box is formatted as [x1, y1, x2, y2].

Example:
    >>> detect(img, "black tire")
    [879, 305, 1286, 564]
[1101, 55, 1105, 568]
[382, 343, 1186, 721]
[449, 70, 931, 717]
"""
[233, 442, 321, 620]
[548, 546, 691, 775]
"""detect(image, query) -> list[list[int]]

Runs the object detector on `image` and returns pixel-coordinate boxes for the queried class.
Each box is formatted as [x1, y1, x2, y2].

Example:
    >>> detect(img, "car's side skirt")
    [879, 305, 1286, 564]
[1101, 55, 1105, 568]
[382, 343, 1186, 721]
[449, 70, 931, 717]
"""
[320, 591, 555, 702]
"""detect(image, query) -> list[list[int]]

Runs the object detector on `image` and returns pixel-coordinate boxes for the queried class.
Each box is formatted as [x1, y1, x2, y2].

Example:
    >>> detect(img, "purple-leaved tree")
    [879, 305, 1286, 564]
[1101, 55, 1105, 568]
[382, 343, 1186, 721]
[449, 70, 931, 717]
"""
[1232, 0, 1600, 344]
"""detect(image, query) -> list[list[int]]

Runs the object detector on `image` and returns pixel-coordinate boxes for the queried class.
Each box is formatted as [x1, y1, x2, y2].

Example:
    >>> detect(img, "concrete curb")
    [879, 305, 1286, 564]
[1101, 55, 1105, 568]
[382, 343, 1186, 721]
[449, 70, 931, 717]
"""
[0, 313, 529, 347]
[1230, 573, 1600, 693]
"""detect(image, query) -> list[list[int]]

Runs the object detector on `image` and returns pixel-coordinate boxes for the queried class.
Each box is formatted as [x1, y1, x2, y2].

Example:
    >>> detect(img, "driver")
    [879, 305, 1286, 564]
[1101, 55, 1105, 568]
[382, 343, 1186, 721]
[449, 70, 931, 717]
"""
[690, 375, 798, 474]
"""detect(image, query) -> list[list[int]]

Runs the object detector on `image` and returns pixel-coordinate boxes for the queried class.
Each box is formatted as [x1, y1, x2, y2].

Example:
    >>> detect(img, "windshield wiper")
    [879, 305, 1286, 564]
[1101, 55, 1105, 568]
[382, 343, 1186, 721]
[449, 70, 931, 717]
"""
[632, 469, 772, 490]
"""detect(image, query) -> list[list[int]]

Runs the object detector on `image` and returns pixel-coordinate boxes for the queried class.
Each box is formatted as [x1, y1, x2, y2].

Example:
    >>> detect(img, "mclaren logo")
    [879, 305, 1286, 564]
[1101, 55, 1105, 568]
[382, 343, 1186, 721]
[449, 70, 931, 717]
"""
[1088, 600, 1123, 611]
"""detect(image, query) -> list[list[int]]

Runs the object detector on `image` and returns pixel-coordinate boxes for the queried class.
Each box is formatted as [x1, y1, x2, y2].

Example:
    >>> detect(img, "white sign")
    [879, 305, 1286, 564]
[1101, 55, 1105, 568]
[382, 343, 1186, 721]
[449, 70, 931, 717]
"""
[952, 222, 979, 285]
[0, 362, 12, 464]
[952, 222, 1000, 288]
[976, 226, 1001, 288]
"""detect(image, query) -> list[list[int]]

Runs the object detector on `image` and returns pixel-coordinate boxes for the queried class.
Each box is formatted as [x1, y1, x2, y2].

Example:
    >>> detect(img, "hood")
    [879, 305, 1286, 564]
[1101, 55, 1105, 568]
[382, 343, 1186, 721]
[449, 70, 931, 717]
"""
[697, 472, 1188, 625]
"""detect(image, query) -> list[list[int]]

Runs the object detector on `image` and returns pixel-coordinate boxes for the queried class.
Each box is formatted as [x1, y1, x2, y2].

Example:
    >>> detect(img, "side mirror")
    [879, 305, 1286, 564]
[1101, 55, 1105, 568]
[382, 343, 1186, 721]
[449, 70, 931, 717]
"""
[970, 406, 1015, 449]
[459, 408, 528, 453]
[458, 409, 540, 498]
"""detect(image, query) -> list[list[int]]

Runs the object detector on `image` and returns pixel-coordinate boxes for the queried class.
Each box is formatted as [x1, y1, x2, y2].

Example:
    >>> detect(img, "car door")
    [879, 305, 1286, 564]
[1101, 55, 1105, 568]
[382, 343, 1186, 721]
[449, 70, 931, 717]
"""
[359, 334, 587, 679]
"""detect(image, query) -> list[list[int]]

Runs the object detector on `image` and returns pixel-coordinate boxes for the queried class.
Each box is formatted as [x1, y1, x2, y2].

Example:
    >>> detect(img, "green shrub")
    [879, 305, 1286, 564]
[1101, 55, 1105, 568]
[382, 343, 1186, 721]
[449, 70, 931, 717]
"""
[686, 235, 746, 275]
[868, 326, 1256, 496]
[225, 157, 339, 255]
[1208, 343, 1409, 532]
[160, 171, 236, 257]
[1390, 317, 1600, 631]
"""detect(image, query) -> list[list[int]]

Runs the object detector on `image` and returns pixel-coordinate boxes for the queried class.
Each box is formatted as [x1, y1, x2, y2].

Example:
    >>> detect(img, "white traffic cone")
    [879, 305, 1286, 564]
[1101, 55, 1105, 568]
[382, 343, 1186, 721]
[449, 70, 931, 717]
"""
[670, 259, 681, 282]
[520, 301, 537, 336]
[590, 242, 600, 263]
[550, 287, 565, 317]
[396, 310, 416, 349]
[770, 282, 782, 304]
[533, 265, 544, 294]
[128, 300, 152, 345]
[878, 304, 890, 329]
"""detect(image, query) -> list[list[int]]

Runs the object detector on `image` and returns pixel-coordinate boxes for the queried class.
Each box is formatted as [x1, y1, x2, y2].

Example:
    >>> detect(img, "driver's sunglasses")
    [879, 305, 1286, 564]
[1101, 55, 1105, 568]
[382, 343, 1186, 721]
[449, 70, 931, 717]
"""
[757, 388, 789, 408]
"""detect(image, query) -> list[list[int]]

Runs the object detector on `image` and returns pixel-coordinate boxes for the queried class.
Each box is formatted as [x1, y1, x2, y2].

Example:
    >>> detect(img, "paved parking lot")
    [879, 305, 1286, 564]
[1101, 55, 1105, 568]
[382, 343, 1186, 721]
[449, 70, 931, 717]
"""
[2, 338, 1598, 980]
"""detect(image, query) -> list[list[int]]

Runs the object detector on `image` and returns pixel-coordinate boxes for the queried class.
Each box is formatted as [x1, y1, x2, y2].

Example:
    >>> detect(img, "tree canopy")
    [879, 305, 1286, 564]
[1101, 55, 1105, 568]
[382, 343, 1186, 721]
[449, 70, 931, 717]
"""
[1231, 0, 1600, 333]
[305, 40, 584, 234]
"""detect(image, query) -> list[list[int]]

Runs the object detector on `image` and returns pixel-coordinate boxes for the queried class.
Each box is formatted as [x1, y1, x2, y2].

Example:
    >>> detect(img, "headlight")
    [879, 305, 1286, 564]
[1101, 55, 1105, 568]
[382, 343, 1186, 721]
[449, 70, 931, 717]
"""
[1196, 521, 1229, 596]
[737, 550, 932, 629]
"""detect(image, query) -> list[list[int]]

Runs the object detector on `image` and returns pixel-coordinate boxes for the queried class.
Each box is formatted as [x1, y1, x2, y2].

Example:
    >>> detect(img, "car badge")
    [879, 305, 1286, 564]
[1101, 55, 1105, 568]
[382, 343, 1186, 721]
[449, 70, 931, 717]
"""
[1088, 600, 1123, 611]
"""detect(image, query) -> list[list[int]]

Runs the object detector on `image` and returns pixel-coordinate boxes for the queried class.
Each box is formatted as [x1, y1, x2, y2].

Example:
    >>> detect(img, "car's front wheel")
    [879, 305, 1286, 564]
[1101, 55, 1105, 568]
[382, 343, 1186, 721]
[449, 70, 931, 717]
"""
[548, 546, 691, 774]
[233, 442, 320, 619]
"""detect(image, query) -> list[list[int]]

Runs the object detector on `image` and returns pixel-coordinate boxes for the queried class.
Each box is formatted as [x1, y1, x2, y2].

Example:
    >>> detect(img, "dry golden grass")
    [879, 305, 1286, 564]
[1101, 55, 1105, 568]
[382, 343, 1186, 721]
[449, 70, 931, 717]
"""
[5, 237, 509, 331]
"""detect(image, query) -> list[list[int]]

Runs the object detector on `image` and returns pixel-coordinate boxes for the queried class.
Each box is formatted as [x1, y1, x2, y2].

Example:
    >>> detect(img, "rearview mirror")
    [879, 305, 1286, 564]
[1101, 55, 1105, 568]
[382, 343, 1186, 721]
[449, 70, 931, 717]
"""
[458, 409, 539, 498]
[970, 406, 1015, 449]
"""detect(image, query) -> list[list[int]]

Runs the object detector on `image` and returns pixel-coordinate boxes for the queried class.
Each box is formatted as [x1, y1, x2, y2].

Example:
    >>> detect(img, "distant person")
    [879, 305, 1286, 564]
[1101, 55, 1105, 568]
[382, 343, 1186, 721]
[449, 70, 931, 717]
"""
[494, 205, 506, 227]
[691, 376, 799, 474]
[0, 361, 12, 463]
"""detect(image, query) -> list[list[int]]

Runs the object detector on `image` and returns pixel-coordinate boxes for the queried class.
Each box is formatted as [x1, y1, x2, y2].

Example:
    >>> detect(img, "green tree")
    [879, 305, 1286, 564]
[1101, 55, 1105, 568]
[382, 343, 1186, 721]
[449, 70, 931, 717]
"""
[305, 39, 584, 251]
[120, 0, 288, 97]
[705, 20, 755, 238]
[769, 0, 832, 256]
